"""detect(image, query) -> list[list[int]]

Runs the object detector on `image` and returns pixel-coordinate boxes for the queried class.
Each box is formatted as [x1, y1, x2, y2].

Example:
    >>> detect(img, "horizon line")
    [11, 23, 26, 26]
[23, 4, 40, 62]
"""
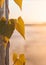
[25, 23, 46, 26]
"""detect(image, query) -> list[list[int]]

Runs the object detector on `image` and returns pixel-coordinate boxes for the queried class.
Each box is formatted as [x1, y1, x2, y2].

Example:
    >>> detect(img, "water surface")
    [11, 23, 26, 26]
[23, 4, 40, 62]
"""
[10, 25, 46, 65]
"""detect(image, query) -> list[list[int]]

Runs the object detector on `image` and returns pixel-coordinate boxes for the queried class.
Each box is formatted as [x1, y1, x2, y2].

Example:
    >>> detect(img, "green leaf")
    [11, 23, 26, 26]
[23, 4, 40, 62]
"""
[0, 18, 16, 39]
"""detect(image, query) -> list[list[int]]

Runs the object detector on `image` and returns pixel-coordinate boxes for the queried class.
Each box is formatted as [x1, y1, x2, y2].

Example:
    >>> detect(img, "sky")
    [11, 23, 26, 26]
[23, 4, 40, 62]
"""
[9, 0, 46, 24]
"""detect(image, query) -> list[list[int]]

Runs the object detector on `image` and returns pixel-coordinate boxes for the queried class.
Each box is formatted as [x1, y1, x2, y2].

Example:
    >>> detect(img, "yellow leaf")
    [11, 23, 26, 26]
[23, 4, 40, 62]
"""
[18, 17, 24, 28]
[0, 0, 4, 7]
[19, 54, 26, 64]
[14, 0, 22, 10]
[13, 53, 17, 63]
[14, 59, 22, 65]
[15, 17, 25, 39]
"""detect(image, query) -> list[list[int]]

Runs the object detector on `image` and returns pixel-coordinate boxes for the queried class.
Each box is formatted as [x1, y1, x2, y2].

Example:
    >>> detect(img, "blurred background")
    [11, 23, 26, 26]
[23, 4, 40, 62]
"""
[9, 0, 46, 24]
[9, 0, 46, 65]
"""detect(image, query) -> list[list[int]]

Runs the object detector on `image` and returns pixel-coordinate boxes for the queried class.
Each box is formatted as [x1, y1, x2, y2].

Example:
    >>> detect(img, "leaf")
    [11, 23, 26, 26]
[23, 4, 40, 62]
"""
[0, 17, 25, 39]
[13, 53, 17, 63]
[14, 59, 22, 65]
[0, 0, 4, 7]
[14, 0, 22, 10]
[18, 17, 24, 28]
[15, 17, 25, 39]
[0, 18, 15, 38]
[19, 54, 26, 64]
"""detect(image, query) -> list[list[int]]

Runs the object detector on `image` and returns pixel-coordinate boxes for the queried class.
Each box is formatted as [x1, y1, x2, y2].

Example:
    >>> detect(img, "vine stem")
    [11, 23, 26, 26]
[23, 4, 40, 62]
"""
[5, 0, 9, 24]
